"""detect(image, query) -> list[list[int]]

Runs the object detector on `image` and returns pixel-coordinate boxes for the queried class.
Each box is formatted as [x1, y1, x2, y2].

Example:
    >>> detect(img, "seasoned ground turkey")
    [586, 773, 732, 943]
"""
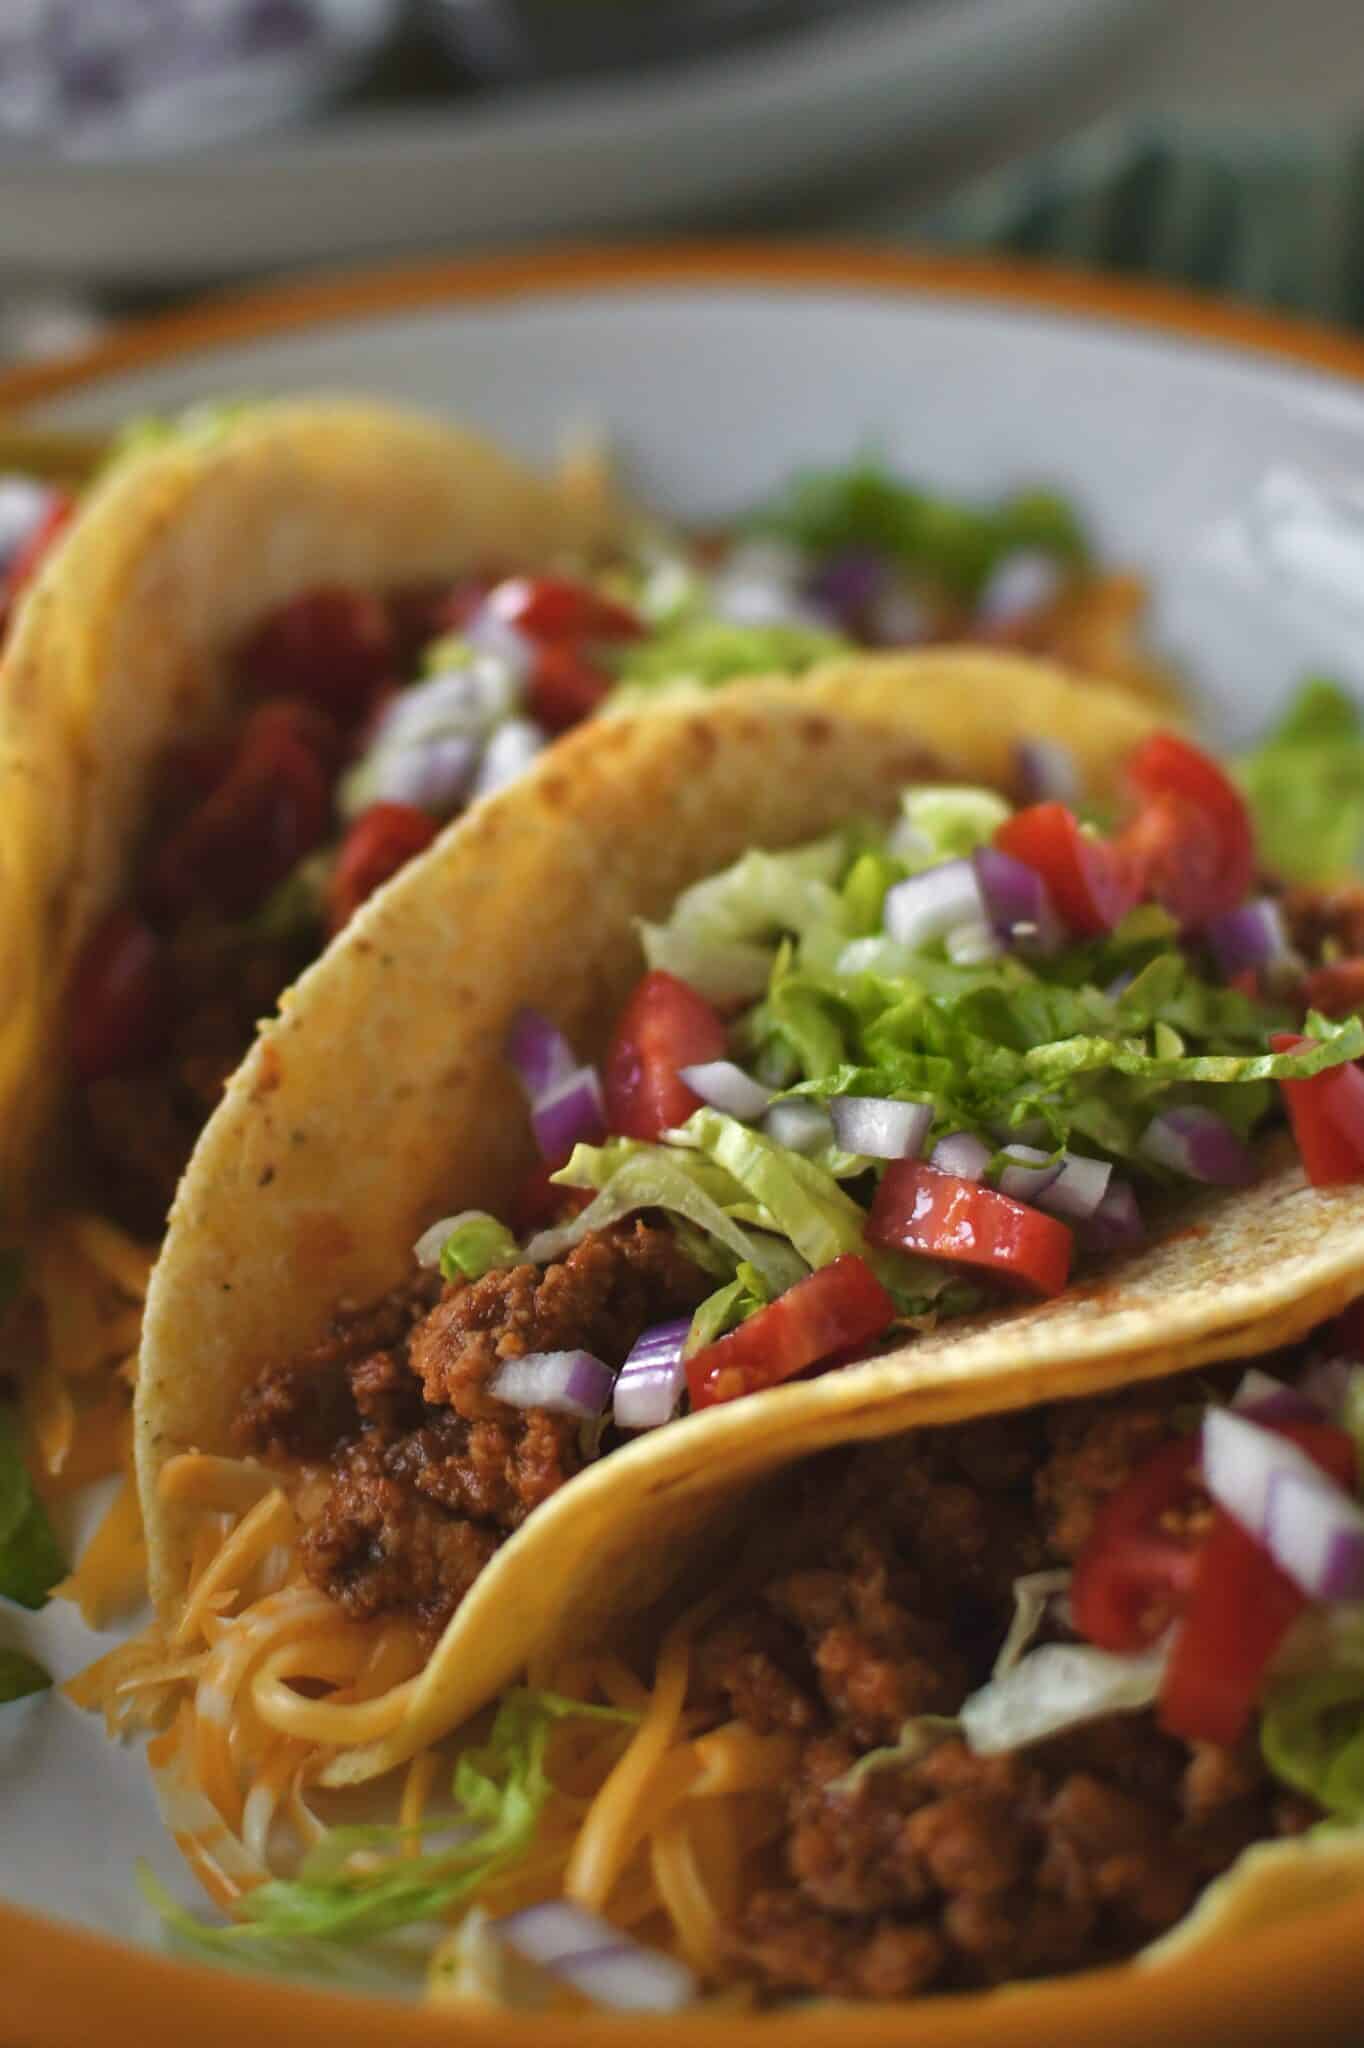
[1280, 880, 1364, 963]
[237, 1222, 707, 1640]
[695, 1387, 1314, 2001]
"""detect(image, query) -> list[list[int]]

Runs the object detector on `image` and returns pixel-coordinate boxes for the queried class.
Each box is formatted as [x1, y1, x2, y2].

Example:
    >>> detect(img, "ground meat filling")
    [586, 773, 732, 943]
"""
[695, 1391, 1314, 2001]
[236, 1222, 707, 1641]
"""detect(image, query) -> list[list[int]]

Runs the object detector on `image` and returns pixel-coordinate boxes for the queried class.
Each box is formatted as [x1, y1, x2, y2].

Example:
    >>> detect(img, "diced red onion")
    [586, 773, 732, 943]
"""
[374, 665, 518, 751]
[1014, 736, 1079, 806]
[463, 605, 536, 683]
[1035, 1151, 1112, 1222]
[883, 858, 986, 952]
[495, 1903, 696, 2014]
[763, 1100, 835, 1155]
[505, 1007, 576, 1103]
[613, 1317, 692, 1430]
[829, 1096, 931, 1160]
[472, 717, 547, 799]
[805, 548, 884, 627]
[1231, 1368, 1324, 1424]
[367, 735, 480, 816]
[678, 1060, 773, 1122]
[710, 539, 828, 631]
[530, 1064, 606, 1161]
[1204, 1406, 1364, 1602]
[994, 1144, 1063, 1202]
[1077, 1175, 1145, 1253]
[1140, 1105, 1255, 1187]
[489, 1349, 614, 1418]
[1206, 897, 1289, 982]
[972, 845, 1064, 956]
[930, 1132, 991, 1180]
[945, 917, 1003, 966]
[978, 549, 1064, 628]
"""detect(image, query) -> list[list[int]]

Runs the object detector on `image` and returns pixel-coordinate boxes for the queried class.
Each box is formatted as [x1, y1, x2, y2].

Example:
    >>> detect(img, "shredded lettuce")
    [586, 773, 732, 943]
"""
[610, 618, 846, 696]
[1236, 678, 1364, 884]
[439, 1214, 521, 1284]
[146, 1689, 635, 1971]
[639, 839, 849, 1005]
[1261, 1670, 1364, 1823]
[686, 1262, 772, 1355]
[892, 785, 1012, 871]
[749, 458, 1087, 600]
[960, 1640, 1168, 1755]
[0, 1408, 65, 1611]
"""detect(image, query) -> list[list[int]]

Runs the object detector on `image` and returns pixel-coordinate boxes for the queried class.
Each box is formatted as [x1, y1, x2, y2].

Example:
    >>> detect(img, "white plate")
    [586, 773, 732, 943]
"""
[0, 0, 1155, 285]
[4, 249, 1364, 2039]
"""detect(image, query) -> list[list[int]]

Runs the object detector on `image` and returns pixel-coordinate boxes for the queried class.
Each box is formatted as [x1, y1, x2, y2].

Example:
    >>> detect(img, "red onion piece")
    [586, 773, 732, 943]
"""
[1231, 1368, 1324, 1424]
[830, 1095, 932, 1160]
[678, 1060, 773, 1123]
[495, 1902, 696, 2014]
[883, 858, 986, 951]
[472, 718, 546, 798]
[994, 1144, 1063, 1202]
[930, 1132, 991, 1180]
[613, 1316, 692, 1430]
[530, 1064, 606, 1161]
[764, 1100, 835, 1155]
[489, 1348, 614, 1418]
[1036, 1151, 1112, 1222]
[367, 734, 480, 816]
[505, 1007, 576, 1102]
[1140, 1105, 1255, 1186]
[978, 550, 1064, 628]
[463, 605, 535, 683]
[1206, 897, 1289, 981]
[1013, 736, 1079, 806]
[1204, 1406, 1364, 1602]
[805, 548, 884, 627]
[972, 845, 1064, 956]
[1077, 1175, 1145, 1253]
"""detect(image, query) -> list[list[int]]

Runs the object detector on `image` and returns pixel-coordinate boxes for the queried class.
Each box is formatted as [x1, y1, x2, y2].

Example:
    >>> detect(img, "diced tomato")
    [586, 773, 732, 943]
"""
[527, 643, 613, 734]
[148, 699, 332, 921]
[866, 1162, 1074, 1297]
[67, 906, 172, 1081]
[488, 575, 642, 646]
[1116, 732, 1255, 931]
[0, 488, 75, 631]
[603, 970, 727, 1141]
[687, 1254, 896, 1410]
[994, 802, 1134, 937]
[238, 586, 395, 723]
[327, 802, 438, 933]
[508, 1156, 594, 1236]
[1271, 1030, 1364, 1186]
[1070, 1436, 1203, 1652]
[1302, 959, 1364, 1019]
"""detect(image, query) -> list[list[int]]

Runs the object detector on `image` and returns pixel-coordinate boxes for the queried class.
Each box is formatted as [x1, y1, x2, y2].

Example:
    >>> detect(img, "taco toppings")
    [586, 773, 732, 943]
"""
[170, 729, 1364, 1655]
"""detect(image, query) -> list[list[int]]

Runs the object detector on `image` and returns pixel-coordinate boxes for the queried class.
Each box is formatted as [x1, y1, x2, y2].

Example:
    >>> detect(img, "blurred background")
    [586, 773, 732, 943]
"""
[0, 0, 1360, 364]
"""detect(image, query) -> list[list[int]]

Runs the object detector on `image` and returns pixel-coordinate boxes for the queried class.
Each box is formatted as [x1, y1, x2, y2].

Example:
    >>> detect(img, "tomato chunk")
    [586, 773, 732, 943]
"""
[994, 802, 1133, 936]
[528, 643, 613, 734]
[1070, 1436, 1203, 1652]
[687, 1254, 895, 1410]
[603, 970, 727, 1141]
[1117, 731, 1255, 930]
[327, 802, 438, 933]
[1272, 1031, 1364, 1186]
[239, 586, 394, 723]
[67, 906, 172, 1081]
[489, 575, 642, 646]
[1302, 959, 1364, 1020]
[866, 1162, 1074, 1297]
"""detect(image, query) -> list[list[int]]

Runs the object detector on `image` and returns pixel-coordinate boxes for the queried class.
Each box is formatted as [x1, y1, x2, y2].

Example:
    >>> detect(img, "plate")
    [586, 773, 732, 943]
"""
[0, 0, 1156, 285]
[5, 245, 1364, 2048]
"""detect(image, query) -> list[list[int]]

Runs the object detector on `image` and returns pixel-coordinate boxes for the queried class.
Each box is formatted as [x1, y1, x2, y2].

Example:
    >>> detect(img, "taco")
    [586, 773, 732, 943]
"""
[0, 404, 1174, 1587]
[91, 665, 1364, 1949]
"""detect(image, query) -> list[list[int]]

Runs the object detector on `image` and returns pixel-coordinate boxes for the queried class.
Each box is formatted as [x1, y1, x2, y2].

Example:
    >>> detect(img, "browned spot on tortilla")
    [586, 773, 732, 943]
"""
[685, 719, 719, 764]
[538, 773, 571, 809]
[257, 1165, 275, 1188]
[252, 1041, 283, 1096]
[292, 1209, 356, 1274]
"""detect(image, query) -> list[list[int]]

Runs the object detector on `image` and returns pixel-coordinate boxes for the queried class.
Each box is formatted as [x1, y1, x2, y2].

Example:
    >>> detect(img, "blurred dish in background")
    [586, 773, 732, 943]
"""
[0, 0, 1157, 285]
[430, 0, 903, 81]
[0, 0, 401, 155]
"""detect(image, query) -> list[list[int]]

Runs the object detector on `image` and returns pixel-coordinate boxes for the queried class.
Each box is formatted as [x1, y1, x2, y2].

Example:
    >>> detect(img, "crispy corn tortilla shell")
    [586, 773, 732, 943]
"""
[0, 398, 616, 1223]
[136, 659, 1364, 1800]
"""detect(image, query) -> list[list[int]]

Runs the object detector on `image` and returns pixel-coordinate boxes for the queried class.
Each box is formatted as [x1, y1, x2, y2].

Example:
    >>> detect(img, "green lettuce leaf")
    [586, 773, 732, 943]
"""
[686, 1262, 772, 1355]
[639, 839, 849, 1006]
[146, 1689, 636, 1968]
[1236, 678, 1364, 883]
[0, 1408, 65, 1612]
[438, 1213, 521, 1284]
[893, 785, 1012, 871]
[1262, 1669, 1364, 1822]
[610, 618, 846, 696]
[0, 1646, 51, 1703]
